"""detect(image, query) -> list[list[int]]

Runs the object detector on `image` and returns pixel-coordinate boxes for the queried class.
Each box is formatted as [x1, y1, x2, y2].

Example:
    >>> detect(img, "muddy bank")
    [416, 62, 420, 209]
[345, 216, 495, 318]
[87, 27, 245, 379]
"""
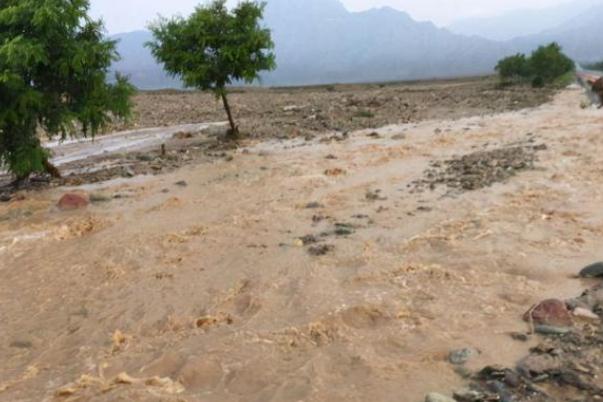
[1, 86, 602, 402]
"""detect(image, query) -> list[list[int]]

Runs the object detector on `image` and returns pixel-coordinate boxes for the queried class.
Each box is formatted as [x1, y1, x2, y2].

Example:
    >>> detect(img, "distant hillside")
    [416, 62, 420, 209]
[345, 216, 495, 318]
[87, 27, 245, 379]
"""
[512, 4, 603, 63]
[448, 0, 598, 41]
[109, 0, 603, 89]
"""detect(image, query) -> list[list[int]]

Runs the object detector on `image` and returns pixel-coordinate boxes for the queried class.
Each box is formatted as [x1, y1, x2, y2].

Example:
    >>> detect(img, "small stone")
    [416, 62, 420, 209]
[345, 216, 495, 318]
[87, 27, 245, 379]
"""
[523, 299, 573, 327]
[534, 325, 572, 335]
[308, 244, 334, 256]
[572, 307, 599, 321]
[90, 193, 111, 203]
[57, 193, 89, 210]
[579, 262, 603, 278]
[449, 348, 479, 365]
[453, 389, 485, 402]
[509, 332, 529, 342]
[305, 202, 324, 209]
[175, 180, 188, 187]
[425, 392, 455, 402]
[0, 193, 11, 202]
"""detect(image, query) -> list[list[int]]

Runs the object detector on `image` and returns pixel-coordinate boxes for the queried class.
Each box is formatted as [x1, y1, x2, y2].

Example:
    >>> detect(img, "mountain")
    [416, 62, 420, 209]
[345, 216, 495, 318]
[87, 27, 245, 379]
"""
[110, 0, 510, 89]
[448, 0, 598, 41]
[512, 4, 603, 63]
[109, 0, 603, 89]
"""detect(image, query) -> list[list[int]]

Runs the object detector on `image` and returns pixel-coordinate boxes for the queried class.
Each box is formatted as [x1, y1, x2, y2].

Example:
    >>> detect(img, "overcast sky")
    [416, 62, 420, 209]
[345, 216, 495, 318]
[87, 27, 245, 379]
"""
[90, 0, 573, 34]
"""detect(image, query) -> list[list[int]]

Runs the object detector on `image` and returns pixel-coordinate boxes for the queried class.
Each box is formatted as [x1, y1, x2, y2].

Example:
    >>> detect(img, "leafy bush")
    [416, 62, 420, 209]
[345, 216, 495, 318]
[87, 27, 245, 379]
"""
[495, 42, 574, 86]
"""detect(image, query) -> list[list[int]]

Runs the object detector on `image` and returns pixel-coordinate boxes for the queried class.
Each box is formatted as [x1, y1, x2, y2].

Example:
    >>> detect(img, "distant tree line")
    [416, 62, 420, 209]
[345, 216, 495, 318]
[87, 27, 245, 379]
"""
[496, 43, 574, 88]
[584, 60, 603, 71]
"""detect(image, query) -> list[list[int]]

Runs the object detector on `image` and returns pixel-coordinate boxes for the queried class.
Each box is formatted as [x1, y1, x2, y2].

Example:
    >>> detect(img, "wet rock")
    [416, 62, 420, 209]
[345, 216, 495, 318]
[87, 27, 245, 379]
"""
[572, 307, 599, 321]
[453, 389, 486, 402]
[414, 142, 543, 193]
[57, 193, 89, 210]
[578, 262, 603, 278]
[308, 244, 334, 256]
[299, 235, 319, 245]
[523, 299, 573, 327]
[534, 325, 572, 335]
[449, 348, 480, 365]
[567, 284, 603, 311]
[365, 189, 386, 201]
[509, 332, 529, 342]
[90, 193, 111, 203]
[517, 354, 561, 377]
[425, 392, 455, 402]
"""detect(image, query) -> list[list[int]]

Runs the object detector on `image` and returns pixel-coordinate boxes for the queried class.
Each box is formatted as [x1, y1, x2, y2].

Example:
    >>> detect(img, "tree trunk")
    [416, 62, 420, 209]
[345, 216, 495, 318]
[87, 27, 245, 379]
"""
[43, 159, 62, 179]
[220, 90, 238, 138]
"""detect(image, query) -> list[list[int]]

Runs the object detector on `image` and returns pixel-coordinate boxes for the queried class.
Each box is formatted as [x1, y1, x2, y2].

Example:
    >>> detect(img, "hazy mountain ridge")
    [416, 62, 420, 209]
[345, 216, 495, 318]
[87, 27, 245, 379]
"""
[110, 0, 603, 89]
[447, 0, 599, 41]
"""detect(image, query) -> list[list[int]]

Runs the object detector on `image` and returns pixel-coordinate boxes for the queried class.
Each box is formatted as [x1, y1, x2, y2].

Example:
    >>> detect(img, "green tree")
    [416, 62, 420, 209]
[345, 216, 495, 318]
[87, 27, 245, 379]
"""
[529, 42, 574, 83]
[147, 0, 276, 137]
[0, 0, 134, 181]
[495, 54, 530, 82]
[495, 43, 574, 87]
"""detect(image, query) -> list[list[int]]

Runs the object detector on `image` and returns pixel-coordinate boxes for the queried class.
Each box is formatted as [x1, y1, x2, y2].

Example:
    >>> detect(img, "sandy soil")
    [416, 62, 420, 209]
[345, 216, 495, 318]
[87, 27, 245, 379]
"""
[1, 85, 602, 402]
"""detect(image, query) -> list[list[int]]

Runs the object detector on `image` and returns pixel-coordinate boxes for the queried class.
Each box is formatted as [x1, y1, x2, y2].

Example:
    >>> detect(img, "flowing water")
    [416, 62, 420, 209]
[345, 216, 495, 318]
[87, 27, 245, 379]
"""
[0, 87, 602, 401]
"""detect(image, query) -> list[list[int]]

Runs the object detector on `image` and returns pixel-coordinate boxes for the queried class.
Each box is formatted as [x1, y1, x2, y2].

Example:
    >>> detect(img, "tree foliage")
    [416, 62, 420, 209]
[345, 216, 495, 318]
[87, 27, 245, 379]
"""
[0, 0, 134, 179]
[496, 43, 574, 87]
[147, 0, 276, 136]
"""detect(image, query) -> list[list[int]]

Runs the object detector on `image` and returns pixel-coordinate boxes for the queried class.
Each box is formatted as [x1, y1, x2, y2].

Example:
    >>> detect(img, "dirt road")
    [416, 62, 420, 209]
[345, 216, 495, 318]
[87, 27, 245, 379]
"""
[1, 86, 602, 401]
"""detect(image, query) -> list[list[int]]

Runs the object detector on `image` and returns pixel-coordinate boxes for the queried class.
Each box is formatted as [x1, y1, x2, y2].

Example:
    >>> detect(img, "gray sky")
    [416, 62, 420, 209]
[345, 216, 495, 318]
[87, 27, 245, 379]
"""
[90, 0, 572, 34]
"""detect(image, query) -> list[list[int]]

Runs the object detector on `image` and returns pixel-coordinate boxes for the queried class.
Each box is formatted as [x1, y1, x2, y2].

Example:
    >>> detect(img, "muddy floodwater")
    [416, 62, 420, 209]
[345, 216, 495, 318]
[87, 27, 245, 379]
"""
[1, 87, 602, 401]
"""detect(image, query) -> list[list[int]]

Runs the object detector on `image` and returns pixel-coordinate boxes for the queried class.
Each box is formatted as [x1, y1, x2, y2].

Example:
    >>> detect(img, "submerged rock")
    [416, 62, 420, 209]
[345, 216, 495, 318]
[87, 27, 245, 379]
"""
[579, 262, 603, 278]
[57, 193, 89, 210]
[449, 348, 480, 365]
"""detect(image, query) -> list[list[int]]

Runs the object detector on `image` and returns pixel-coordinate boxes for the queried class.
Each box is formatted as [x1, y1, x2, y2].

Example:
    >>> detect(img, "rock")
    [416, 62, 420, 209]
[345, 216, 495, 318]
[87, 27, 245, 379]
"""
[578, 262, 603, 278]
[523, 299, 573, 327]
[0, 193, 11, 202]
[89, 193, 111, 203]
[509, 332, 529, 342]
[453, 389, 486, 402]
[567, 284, 603, 311]
[572, 307, 599, 321]
[305, 202, 324, 209]
[175, 180, 188, 187]
[308, 244, 334, 256]
[534, 324, 572, 335]
[517, 354, 561, 377]
[425, 392, 455, 402]
[57, 193, 89, 210]
[449, 348, 480, 365]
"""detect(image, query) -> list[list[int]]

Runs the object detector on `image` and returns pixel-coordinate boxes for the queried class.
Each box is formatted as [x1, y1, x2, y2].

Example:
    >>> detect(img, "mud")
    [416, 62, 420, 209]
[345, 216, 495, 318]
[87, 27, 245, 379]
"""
[0, 85, 602, 402]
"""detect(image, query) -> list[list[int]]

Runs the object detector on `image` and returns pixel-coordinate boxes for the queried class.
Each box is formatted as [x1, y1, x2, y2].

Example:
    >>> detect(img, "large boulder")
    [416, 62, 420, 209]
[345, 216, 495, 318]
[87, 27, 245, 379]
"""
[57, 193, 89, 210]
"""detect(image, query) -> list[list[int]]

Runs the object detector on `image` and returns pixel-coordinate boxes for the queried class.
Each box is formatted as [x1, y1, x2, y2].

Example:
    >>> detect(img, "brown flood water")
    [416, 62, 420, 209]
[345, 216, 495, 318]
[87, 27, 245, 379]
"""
[1, 87, 602, 401]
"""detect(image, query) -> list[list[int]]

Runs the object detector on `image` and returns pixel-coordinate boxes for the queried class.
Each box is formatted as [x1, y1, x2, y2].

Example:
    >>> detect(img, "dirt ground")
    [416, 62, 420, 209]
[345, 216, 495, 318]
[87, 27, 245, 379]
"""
[115, 77, 556, 139]
[2, 83, 603, 402]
